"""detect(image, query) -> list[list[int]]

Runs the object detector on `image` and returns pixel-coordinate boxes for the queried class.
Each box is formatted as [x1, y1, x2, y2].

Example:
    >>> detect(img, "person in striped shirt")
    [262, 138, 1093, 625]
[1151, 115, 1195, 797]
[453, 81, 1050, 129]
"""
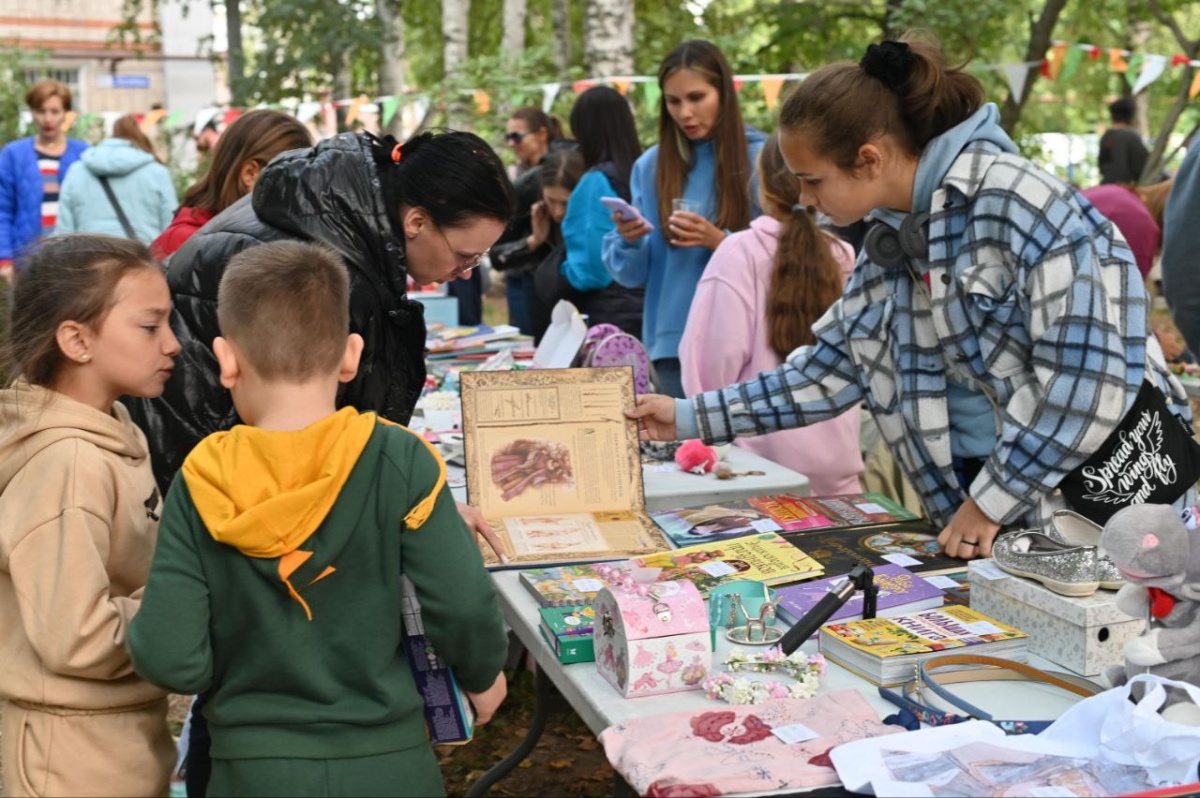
[0, 79, 88, 281]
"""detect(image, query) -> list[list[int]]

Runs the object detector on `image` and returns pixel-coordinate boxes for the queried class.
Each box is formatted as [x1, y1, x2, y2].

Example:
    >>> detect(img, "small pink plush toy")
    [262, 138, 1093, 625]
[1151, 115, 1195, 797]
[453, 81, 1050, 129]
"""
[675, 439, 718, 475]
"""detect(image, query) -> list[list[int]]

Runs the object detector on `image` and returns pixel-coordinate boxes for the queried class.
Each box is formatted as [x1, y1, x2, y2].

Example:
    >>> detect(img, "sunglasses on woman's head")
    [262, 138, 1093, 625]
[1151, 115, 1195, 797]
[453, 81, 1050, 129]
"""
[505, 131, 530, 145]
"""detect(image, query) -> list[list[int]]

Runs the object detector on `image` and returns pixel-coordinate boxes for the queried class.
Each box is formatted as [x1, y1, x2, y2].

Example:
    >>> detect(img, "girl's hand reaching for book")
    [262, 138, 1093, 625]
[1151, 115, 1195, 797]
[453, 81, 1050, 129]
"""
[625, 394, 677, 442]
[468, 672, 508, 726]
[938, 498, 1001, 560]
[457, 501, 509, 564]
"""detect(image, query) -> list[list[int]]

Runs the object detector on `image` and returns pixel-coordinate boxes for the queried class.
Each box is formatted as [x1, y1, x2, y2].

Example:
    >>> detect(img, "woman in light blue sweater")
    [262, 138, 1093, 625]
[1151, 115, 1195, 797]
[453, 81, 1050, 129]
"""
[603, 40, 765, 397]
[56, 114, 176, 243]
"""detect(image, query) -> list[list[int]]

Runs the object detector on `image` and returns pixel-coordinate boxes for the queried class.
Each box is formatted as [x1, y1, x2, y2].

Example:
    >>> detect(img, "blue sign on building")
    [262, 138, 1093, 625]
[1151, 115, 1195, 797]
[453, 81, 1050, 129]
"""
[112, 75, 151, 90]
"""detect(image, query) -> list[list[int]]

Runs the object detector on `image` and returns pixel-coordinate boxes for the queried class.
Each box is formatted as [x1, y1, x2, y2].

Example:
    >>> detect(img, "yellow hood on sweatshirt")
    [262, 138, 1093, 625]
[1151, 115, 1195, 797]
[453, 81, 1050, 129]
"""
[182, 407, 376, 619]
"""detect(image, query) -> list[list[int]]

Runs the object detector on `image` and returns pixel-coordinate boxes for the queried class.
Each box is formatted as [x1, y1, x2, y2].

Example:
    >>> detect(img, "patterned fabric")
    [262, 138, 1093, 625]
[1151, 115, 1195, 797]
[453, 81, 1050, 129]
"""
[599, 691, 900, 795]
[37, 151, 62, 232]
[693, 143, 1190, 529]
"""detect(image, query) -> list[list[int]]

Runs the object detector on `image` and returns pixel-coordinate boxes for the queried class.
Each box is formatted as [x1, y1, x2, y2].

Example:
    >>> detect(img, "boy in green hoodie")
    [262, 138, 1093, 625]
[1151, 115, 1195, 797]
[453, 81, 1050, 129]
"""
[129, 240, 509, 797]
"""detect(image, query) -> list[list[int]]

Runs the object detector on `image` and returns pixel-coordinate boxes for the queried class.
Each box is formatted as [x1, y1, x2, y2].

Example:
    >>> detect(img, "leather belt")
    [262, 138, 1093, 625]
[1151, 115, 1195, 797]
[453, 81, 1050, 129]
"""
[879, 655, 1104, 735]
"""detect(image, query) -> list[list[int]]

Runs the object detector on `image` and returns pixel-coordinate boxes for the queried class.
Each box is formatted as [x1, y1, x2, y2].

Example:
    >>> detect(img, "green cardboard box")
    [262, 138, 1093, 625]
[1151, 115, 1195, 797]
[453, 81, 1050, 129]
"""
[538, 606, 596, 664]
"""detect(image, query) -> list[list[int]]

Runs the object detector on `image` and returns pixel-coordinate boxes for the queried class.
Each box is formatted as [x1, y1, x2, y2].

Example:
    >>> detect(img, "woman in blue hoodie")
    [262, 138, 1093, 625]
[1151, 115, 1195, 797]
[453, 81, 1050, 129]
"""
[603, 40, 765, 398]
[56, 114, 177, 243]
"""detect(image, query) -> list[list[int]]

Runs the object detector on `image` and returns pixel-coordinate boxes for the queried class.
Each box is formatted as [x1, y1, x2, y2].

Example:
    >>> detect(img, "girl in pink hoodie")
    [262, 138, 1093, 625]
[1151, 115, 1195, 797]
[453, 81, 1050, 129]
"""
[680, 134, 863, 495]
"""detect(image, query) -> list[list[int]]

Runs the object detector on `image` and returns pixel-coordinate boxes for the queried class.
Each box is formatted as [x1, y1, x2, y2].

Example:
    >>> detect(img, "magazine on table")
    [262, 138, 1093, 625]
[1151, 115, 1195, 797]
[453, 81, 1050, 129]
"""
[461, 367, 672, 569]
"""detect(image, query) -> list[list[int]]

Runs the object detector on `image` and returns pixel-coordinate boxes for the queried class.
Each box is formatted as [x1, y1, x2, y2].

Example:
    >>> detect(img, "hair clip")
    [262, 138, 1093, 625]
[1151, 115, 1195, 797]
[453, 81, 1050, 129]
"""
[791, 203, 807, 213]
[391, 143, 404, 164]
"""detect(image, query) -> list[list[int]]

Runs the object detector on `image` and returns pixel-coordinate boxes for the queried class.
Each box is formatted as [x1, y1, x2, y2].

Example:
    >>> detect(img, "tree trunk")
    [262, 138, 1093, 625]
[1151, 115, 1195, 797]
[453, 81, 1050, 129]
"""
[583, 0, 633, 78]
[502, 0, 527, 56]
[225, 0, 246, 106]
[332, 51, 353, 133]
[1142, 61, 1198, 183]
[377, 0, 407, 136]
[1143, 0, 1200, 182]
[1128, 18, 1153, 139]
[443, 0, 470, 125]
[998, 0, 1070, 136]
[552, 0, 572, 73]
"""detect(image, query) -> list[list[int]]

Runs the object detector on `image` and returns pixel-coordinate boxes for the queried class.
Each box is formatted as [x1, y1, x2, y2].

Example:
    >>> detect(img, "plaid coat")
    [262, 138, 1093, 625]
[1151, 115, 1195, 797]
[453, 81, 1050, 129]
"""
[694, 143, 1190, 528]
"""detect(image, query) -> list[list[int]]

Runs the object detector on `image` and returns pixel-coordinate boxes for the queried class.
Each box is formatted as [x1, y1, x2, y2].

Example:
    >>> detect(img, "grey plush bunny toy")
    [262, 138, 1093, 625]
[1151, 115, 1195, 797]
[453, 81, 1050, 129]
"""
[1100, 504, 1200, 720]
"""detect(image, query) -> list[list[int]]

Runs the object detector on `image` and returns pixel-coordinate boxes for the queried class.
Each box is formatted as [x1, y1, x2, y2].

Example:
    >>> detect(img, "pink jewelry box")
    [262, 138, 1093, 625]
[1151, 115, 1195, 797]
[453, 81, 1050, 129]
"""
[592, 573, 712, 698]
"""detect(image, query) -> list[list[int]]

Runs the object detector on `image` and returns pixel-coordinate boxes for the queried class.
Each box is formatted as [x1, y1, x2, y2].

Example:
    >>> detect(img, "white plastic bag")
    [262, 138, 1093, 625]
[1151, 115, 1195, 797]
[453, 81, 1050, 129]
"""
[1041, 674, 1200, 785]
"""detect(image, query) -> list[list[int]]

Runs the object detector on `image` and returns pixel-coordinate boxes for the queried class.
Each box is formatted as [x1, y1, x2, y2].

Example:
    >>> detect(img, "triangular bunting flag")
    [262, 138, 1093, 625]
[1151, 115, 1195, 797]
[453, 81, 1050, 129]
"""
[295, 101, 323, 123]
[641, 81, 661, 108]
[1190, 71, 1200, 100]
[472, 90, 491, 115]
[1088, 46, 1101, 60]
[60, 111, 78, 132]
[573, 79, 595, 94]
[140, 108, 167, 131]
[1126, 53, 1144, 86]
[224, 108, 243, 126]
[612, 79, 631, 96]
[1133, 54, 1168, 95]
[1002, 63, 1030, 105]
[1047, 42, 1068, 80]
[1061, 46, 1083, 80]
[381, 97, 400, 127]
[761, 77, 784, 111]
[165, 109, 185, 127]
[541, 82, 561, 113]
[1173, 54, 1191, 67]
[345, 94, 369, 127]
[733, 78, 745, 92]
[1110, 48, 1129, 73]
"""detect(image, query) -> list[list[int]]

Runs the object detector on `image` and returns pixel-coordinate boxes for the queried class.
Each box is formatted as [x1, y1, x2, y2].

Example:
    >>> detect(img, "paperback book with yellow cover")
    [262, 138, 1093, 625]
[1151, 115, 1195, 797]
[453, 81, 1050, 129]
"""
[818, 604, 1028, 686]
[628, 532, 824, 597]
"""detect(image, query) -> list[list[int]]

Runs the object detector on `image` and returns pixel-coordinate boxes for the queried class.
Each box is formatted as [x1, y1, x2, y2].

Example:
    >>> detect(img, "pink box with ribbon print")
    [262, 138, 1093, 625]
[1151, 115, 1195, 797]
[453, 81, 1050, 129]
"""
[593, 577, 712, 698]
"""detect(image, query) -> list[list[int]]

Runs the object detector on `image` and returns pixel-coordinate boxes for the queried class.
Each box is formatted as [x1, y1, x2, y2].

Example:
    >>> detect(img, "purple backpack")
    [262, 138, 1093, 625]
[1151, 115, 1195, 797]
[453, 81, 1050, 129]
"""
[575, 324, 656, 394]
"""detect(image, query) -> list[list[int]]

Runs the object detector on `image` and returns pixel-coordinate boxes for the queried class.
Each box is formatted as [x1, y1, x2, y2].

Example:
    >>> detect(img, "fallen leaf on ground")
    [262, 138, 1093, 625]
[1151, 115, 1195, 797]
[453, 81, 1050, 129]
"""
[548, 760, 573, 770]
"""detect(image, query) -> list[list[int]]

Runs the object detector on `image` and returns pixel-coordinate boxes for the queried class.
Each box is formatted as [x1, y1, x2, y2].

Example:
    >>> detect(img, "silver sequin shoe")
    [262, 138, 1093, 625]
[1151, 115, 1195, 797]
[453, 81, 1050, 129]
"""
[1047, 509, 1126, 591]
[991, 529, 1101, 597]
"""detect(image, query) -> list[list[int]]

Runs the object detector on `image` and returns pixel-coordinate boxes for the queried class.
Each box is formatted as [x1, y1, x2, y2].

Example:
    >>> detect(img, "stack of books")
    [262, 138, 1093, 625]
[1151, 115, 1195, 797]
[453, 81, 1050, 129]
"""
[817, 604, 1028, 686]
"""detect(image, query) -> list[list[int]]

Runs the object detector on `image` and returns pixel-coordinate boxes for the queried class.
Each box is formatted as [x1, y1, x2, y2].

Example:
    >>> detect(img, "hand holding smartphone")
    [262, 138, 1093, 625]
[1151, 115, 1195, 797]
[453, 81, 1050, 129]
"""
[600, 196, 652, 228]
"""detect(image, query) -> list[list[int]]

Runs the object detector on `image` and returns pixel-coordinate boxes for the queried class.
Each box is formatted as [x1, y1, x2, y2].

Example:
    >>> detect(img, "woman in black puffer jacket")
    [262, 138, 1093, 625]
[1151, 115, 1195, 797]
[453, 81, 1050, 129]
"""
[125, 130, 514, 494]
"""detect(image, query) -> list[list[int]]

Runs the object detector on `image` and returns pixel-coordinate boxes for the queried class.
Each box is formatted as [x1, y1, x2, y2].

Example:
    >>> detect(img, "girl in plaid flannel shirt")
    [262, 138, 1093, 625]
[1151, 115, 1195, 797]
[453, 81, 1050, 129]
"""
[629, 33, 1192, 561]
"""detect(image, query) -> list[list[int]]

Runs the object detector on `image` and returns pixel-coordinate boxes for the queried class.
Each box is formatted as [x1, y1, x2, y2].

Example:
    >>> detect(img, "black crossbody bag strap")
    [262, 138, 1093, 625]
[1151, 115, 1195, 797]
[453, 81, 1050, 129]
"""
[98, 176, 138, 240]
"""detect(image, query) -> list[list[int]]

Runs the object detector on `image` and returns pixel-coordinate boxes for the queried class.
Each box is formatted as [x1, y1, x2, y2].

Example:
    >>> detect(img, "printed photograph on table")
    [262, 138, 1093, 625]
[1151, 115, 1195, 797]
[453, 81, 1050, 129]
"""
[461, 368, 672, 568]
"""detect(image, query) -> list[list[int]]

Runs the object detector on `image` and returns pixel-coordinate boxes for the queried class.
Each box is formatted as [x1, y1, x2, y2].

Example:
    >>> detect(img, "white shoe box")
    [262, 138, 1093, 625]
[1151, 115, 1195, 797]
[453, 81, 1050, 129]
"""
[968, 559, 1145, 677]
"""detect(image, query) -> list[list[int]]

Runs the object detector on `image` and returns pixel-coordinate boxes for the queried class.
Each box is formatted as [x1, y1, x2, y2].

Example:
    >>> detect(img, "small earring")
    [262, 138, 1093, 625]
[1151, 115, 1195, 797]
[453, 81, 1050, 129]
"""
[81, 354, 91, 362]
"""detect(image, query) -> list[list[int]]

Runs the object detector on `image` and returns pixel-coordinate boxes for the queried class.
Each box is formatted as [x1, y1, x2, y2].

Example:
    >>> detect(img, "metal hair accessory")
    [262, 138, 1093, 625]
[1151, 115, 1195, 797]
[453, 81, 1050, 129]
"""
[791, 203, 807, 213]
[391, 143, 403, 164]
[860, 40, 915, 93]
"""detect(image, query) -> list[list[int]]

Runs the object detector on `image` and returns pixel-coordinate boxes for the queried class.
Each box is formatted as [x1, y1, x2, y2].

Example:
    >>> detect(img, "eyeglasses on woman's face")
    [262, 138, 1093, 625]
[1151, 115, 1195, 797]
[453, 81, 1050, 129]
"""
[435, 225, 489, 275]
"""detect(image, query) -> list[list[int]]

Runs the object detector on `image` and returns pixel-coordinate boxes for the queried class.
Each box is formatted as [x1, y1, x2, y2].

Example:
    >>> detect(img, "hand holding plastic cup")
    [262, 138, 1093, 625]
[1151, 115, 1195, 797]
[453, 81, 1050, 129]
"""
[669, 198, 703, 245]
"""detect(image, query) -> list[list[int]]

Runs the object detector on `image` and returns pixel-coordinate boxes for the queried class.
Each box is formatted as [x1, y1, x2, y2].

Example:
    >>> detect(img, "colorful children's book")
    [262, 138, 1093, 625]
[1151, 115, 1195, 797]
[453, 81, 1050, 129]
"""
[798, 492, 920, 528]
[519, 564, 610, 607]
[649, 500, 781, 545]
[818, 605, 1028, 686]
[461, 368, 673, 569]
[774, 564, 946, 632]
[746, 493, 838, 531]
[538, 606, 596, 664]
[782, 520, 963, 576]
[400, 578, 474, 744]
[628, 532, 824, 598]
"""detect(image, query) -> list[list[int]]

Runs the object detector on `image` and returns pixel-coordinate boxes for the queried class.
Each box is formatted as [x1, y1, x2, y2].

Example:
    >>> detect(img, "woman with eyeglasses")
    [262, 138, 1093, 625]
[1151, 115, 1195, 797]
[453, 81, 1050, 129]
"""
[124, 130, 515, 496]
[492, 107, 574, 339]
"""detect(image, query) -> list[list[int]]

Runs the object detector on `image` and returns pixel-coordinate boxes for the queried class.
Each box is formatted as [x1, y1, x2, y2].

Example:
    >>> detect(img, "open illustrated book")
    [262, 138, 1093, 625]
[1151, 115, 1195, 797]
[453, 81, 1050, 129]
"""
[461, 367, 673, 569]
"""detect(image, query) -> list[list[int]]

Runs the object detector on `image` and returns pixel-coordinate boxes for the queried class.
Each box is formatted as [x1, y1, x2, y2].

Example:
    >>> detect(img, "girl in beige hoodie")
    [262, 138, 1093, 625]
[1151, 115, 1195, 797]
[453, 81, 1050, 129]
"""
[0, 235, 180, 797]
